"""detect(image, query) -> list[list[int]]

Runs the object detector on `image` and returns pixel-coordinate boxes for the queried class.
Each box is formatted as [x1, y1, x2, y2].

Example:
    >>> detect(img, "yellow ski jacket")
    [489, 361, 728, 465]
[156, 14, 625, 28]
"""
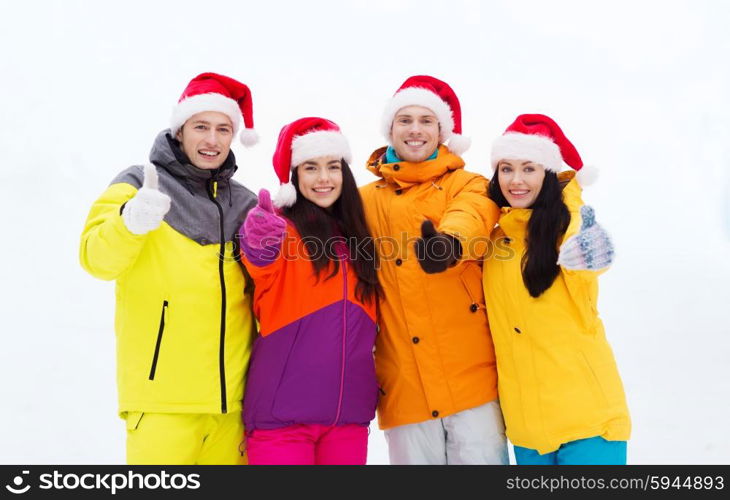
[483, 172, 630, 454]
[80, 130, 257, 417]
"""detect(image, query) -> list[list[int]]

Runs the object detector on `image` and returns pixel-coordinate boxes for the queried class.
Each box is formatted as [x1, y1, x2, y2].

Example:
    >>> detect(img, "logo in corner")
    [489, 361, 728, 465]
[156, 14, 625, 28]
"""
[5, 471, 31, 495]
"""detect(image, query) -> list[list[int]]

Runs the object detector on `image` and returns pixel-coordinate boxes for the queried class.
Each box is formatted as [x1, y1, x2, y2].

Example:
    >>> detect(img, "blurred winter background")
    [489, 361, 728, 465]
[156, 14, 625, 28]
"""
[1, 0, 728, 464]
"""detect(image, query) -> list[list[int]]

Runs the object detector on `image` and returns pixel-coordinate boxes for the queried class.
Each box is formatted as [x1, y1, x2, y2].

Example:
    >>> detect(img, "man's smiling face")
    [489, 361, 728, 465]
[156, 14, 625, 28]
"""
[390, 105, 440, 163]
[176, 111, 234, 170]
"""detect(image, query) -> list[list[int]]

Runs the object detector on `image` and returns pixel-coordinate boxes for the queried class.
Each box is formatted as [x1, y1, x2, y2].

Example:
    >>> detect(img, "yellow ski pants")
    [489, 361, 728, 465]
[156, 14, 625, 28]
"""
[125, 411, 246, 465]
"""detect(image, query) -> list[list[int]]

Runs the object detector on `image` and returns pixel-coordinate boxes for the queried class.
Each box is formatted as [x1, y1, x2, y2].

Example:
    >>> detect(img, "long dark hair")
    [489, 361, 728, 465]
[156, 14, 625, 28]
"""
[283, 160, 380, 304]
[488, 169, 570, 298]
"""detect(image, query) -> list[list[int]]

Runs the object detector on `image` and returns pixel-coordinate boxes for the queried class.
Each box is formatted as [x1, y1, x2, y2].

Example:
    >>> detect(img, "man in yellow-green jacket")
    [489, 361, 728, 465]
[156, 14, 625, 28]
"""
[79, 73, 260, 464]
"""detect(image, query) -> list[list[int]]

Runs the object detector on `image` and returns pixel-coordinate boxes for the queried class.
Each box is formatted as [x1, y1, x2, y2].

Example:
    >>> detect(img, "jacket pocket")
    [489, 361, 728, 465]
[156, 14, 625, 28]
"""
[580, 343, 627, 410]
[148, 300, 169, 380]
[376, 386, 386, 411]
[125, 411, 145, 431]
[579, 350, 609, 407]
[459, 262, 486, 313]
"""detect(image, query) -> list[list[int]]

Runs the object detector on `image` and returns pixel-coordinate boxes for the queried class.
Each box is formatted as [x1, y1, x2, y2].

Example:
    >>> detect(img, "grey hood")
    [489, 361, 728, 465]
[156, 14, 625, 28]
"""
[111, 130, 257, 245]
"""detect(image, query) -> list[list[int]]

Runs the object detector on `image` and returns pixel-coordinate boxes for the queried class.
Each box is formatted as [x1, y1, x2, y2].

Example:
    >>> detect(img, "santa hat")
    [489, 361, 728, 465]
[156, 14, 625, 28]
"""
[170, 72, 259, 147]
[381, 75, 471, 156]
[491, 113, 598, 186]
[272, 117, 352, 208]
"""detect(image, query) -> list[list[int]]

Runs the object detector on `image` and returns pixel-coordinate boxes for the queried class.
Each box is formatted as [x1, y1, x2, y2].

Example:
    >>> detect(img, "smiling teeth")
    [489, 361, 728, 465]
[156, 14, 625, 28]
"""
[200, 151, 218, 156]
[406, 141, 425, 146]
[313, 188, 333, 192]
[511, 190, 528, 195]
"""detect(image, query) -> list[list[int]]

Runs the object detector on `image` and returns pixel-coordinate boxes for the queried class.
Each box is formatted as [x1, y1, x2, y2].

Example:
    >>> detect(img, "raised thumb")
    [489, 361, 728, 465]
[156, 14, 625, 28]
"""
[421, 219, 438, 239]
[257, 188, 275, 213]
[580, 205, 596, 231]
[142, 163, 159, 191]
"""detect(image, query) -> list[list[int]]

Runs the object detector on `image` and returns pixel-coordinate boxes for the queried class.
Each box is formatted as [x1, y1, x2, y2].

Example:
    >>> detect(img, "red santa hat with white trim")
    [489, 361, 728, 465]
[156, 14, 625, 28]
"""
[272, 117, 352, 208]
[381, 75, 471, 156]
[491, 113, 598, 186]
[170, 72, 259, 147]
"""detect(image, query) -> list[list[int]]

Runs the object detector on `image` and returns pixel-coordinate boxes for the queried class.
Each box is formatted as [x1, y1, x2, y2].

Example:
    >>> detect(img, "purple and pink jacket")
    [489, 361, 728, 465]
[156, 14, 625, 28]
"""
[240, 221, 378, 432]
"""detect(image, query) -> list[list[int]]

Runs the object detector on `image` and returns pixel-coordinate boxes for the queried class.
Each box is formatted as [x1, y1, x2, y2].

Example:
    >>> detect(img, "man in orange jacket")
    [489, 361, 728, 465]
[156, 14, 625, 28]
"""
[359, 75, 508, 464]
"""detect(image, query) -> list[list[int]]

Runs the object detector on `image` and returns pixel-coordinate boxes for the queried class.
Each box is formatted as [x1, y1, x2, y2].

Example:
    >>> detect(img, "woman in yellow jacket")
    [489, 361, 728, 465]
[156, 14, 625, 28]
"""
[483, 114, 631, 465]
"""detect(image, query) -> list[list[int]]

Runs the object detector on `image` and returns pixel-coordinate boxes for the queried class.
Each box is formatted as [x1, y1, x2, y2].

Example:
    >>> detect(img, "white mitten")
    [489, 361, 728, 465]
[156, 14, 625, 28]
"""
[558, 205, 615, 270]
[122, 163, 171, 235]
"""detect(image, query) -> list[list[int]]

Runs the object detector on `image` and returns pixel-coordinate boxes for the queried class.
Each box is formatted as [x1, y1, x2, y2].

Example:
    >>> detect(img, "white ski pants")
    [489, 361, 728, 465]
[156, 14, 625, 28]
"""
[384, 399, 508, 465]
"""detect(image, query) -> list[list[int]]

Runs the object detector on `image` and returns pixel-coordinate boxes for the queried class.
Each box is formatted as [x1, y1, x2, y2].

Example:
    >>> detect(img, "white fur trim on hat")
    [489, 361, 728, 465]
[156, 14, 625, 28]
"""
[274, 182, 297, 208]
[240, 128, 259, 147]
[491, 132, 563, 172]
[382, 87, 455, 144]
[291, 130, 352, 168]
[170, 93, 242, 136]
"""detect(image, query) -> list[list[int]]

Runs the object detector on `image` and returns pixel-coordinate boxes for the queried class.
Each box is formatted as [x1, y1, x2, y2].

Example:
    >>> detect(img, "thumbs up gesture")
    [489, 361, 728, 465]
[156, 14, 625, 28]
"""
[415, 220, 463, 274]
[240, 189, 287, 250]
[558, 205, 615, 270]
[121, 163, 172, 235]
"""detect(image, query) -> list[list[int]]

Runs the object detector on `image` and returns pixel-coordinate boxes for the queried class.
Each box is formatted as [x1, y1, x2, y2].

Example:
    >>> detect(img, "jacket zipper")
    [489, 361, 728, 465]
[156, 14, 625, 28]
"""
[148, 300, 169, 380]
[332, 258, 348, 425]
[208, 179, 228, 414]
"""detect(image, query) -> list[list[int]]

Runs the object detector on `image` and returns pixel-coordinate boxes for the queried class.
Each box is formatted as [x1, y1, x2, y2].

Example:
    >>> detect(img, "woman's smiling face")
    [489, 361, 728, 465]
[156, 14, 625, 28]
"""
[496, 159, 546, 208]
[296, 155, 343, 209]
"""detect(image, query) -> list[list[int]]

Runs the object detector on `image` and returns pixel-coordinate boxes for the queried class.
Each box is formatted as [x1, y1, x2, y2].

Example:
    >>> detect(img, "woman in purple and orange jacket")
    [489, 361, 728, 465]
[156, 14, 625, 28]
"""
[238, 117, 381, 465]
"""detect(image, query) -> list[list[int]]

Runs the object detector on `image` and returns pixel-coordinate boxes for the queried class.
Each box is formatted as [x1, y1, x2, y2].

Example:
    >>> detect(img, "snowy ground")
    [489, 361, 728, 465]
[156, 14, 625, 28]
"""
[1, 0, 729, 464]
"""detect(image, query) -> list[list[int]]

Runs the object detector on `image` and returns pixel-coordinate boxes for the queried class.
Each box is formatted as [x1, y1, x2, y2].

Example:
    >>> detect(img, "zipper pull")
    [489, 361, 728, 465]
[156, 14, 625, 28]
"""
[213, 180, 218, 199]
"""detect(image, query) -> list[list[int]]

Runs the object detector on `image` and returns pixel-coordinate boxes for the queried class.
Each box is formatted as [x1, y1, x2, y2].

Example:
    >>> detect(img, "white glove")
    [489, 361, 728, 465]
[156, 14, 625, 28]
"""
[558, 206, 614, 270]
[122, 163, 171, 235]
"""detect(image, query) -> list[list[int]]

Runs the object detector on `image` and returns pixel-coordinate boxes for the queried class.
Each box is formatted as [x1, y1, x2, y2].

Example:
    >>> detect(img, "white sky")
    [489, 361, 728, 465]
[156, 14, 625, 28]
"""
[1, 0, 729, 464]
